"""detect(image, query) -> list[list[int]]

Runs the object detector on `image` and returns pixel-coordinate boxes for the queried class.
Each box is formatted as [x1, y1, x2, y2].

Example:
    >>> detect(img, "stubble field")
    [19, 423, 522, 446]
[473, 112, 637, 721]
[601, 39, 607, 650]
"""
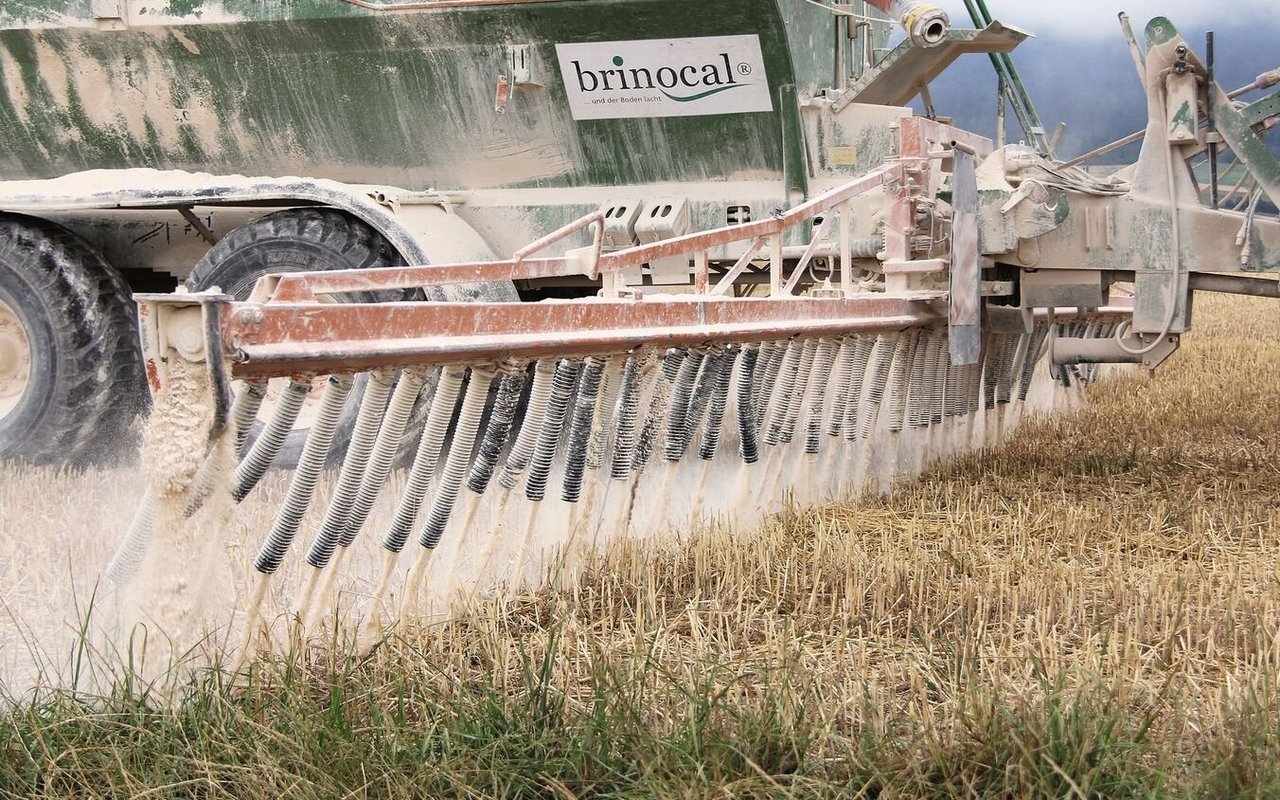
[3, 293, 1280, 798]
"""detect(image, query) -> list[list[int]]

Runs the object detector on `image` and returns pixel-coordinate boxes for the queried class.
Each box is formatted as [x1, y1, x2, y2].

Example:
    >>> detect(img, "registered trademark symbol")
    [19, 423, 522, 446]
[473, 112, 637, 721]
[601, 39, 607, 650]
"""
[737, 62, 752, 76]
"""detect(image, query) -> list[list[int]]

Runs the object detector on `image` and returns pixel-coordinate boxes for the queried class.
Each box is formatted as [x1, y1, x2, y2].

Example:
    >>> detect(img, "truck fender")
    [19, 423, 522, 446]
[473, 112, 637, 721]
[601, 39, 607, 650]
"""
[0, 169, 518, 302]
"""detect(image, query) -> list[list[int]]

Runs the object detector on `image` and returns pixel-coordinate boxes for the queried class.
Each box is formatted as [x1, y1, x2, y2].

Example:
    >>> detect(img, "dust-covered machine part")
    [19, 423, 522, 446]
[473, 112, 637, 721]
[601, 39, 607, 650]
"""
[117, 118, 1128, 650]
[107, 13, 1279, 656]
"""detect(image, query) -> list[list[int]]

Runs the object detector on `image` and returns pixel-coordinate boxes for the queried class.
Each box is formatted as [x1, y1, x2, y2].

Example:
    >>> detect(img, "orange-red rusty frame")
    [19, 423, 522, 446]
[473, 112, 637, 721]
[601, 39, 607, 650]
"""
[222, 295, 938, 377]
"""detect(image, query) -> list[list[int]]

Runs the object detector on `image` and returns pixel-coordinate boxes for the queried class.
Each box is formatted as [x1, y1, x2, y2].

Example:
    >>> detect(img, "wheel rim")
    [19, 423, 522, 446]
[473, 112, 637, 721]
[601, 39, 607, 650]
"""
[0, 297, 32, 420]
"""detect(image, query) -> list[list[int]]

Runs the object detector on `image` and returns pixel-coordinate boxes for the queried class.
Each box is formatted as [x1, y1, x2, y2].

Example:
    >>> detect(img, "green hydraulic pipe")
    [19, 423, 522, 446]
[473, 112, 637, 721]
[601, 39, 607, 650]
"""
[963, 0, 1053, 156]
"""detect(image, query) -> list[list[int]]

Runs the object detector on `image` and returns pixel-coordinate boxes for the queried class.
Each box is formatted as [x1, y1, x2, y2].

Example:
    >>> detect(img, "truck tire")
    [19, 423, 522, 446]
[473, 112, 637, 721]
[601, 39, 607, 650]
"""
[0, 215, 147, 465]
[185, 207, 407, 301]
[185, 208, 411, 467]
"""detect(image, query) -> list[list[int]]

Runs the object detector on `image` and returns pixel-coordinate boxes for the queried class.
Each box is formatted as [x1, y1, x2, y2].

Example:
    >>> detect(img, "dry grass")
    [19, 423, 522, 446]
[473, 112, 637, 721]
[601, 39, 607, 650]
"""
[5, 293, 1280, 797]
[387, 293, 1280, 790]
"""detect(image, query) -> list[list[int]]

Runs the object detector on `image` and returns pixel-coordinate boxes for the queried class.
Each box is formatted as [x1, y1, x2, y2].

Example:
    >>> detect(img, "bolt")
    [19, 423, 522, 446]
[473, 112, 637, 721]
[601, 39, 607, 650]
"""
[171, 324, 206, 362]
[237, 308, 265, 326]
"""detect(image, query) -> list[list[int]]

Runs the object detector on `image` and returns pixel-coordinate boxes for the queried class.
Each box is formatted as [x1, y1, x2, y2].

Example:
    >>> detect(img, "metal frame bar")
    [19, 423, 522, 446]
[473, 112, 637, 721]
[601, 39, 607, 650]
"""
[1242, 89, 1280, 129]
[710, 237, 767, 296]
[513, 210, 605, 277]
[220, 296, 938, 377]
[264, 165, 903, 303]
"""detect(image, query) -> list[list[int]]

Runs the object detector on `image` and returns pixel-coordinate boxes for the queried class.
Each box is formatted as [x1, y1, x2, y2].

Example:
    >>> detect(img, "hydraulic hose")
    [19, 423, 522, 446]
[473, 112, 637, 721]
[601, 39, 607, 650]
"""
[232, 378, 311, 502]
[466, 363, 527, 496]
[341, 369, 428, 549]
[526, 359, 581, 502]
[498, 360, 555, 490]
[699, 347, 736, 462]
[303, 369, 394, 569]
[857, 334, 897, 440]
[804, 339, 838, 455]
[995, 333, 1016, 405]
[229, 380, 267, 459]
[419, 366, 496, 549]
[105, 496, 154, 586]
[942, 346, 961, 418]
[610, 355, 644, 480]
[383, 365, 465, 554]
[827, 338, 857, 438]
[633, 350, 684, 471]
[886, 330, 917, 433]
[662, 349, 707, 461]
[735, 344, 762, 464]
[681, 349, 720, 454]
[843, 336, 876, 441]
[587, 357, 624, 472]
[562, 357, 605, 503]
[779, 339, 819, 445]
[923, 333, 944, 425]
[753, 341, 786, 427]
[982, 335, 999, 411]
[763, 340, 803, 448]
[907, 332, 929, 428]
[1018, 324, 1050, 402]
[253, 375, 354, 575]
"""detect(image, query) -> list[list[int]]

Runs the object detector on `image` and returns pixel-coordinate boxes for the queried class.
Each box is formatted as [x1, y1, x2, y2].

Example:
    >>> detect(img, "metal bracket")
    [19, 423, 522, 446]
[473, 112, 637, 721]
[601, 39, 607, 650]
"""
[91, 0, 127, 28]
[634, 198, 692, 285]
[948, 145, 981, 365]
[835, 22, 1028, 110]
[1050, 331, 1180, 371]
[1242, 89, 1280, 130]
[177, 207, 219, 246]
[507, 44, 537, 86]
[135, 291, 232, 437]
[91, 0, 123, 17]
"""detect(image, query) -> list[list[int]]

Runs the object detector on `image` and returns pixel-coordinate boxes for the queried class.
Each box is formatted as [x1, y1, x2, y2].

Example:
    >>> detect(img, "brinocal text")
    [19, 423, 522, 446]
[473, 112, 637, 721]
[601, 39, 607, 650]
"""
[555, 35, 773, 120]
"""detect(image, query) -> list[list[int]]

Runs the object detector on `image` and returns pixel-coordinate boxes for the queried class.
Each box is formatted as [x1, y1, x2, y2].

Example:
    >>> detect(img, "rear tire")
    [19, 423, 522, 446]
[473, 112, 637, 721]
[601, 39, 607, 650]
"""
[0, 215, 147, 465]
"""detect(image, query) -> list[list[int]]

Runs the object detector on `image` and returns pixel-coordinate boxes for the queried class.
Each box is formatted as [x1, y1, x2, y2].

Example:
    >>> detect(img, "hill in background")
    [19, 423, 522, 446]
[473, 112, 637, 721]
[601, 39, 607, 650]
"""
[918, 19, 1275, 163]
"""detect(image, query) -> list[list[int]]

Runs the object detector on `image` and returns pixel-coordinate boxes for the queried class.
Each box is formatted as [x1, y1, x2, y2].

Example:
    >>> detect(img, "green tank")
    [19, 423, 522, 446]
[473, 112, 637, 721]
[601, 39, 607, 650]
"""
[0, 0, 880, 190]
[0, 0, 907, 464]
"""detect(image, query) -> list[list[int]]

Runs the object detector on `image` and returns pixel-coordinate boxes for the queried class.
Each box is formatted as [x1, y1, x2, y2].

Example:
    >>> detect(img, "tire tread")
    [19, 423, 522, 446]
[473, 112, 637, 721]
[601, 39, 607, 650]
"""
[0, 215, 146, 464]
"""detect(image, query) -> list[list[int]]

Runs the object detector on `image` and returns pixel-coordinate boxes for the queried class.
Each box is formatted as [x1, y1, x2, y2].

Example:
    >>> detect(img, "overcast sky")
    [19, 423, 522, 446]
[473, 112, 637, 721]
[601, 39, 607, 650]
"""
[932, 0, 1276, 39]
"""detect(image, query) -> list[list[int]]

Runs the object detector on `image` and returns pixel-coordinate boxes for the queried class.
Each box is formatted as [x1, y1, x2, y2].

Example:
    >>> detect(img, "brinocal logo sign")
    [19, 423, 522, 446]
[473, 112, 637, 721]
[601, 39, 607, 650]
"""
[554, 35, 773, 120]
